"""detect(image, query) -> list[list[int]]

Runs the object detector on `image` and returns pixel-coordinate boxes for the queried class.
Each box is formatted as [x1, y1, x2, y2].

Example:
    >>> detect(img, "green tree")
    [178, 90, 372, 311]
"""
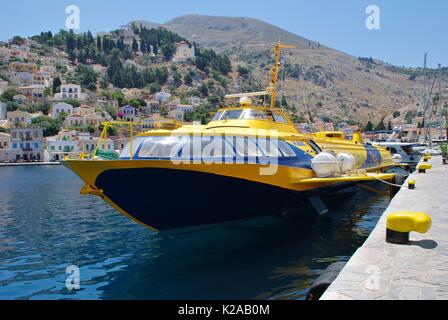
[393, 111, 401, 118]
[31, 116, 61, 137]
[64, 99, 80, 108]
[184, 73, 193, 86]
[11, 36, 25, 45]
[376, 118, 386, 131]
[147, 83, 161, 94]
[99, 76, 108, 89]
[199, 83, 209, 97]
[132, 38, 139, 53]
[112, 90, 125, 106]
[172, 70, 182, 87]
[365, 121, 374, 132]
[155, 67, 169, 85]
[237, 65, 249, 78]
[161, 42, 176, 60]
[1, 88, 19, 102]
[96, 36, 102, 51]
[52, 77, 62, 95]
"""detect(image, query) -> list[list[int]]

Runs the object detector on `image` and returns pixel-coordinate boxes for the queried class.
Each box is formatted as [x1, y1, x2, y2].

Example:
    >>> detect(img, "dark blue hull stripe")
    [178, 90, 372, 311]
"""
[95, 168, 309, 231]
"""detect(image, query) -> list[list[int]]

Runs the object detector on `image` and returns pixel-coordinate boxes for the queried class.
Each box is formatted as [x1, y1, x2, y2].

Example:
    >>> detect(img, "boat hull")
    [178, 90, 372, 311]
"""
[94, 167, 312, 231]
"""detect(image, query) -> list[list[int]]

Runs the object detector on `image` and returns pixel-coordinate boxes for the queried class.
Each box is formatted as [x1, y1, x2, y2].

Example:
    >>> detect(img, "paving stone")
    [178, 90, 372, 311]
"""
[321, 157, 448, 300]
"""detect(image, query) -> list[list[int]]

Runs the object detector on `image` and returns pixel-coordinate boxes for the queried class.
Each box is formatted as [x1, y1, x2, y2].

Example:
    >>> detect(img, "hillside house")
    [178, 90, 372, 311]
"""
[172, 41, 195, 63]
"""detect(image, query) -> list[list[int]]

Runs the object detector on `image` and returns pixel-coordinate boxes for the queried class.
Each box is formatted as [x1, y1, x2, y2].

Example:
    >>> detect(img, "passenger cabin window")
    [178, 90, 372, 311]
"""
[211, 111, 223, 121]
[138, 136, 185, 158]
[180, 136, 231, 159]
[221, 110, 243, 120]
[119, 137, 147, 158]
[402, 146, 415, 155]
[326, 133, 343, 138]
[120, 136, 298, 160]
[386, 147, 398, 154]
[241, 109, 270, 120]
[276, 140, 297, 157]
[235, 137, 263, 157]
[272, 112, 288, 124]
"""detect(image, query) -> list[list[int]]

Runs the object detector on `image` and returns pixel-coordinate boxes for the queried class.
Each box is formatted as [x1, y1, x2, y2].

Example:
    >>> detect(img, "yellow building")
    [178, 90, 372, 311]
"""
[7, 110, 32, 127]
[8, 62, 39, 73]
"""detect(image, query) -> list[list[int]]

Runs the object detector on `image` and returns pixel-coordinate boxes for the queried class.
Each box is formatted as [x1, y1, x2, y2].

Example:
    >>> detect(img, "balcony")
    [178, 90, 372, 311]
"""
[22, 148, 33, 152]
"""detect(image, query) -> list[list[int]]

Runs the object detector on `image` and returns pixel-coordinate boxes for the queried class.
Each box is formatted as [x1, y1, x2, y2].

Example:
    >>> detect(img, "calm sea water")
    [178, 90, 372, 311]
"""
[0, 166, 389, 300]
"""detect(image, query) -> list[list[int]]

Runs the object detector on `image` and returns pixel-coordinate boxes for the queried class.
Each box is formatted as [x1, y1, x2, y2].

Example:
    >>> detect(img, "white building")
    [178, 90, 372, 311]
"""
[154, 91, 172, 103]
[187, 96, 202, 106]
[52, 102, 74, 118]
[8, 127, 44, 162]
[47, 138, 79, 161]
[172, 41, 195, 63]
[55, 84, 86, 100]
[167, 109, 185, 122]
[121, 105, 136, 122]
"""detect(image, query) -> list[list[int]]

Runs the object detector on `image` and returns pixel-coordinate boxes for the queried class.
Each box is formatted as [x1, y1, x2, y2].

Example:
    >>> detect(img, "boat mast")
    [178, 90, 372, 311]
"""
[437, 64, 443, 140]
[421, 53, 430, 146]
[269, 43, 296, 109]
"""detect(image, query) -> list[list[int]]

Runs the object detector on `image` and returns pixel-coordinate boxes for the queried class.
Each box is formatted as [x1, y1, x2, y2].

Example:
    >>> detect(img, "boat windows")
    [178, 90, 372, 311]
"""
[119, 137, 147, 159]
[402, 146, 416, 155]
[125, 135, 297, 160]
[179, 136, 235, 158]
[386, 147, 398, 154]
[211, 111, 223, 121]
[272, 112, 288, 124]
[276, 140, 297, 157]
[221, 110, 243, 120]
[138, 136, 186, 158]
[235, 137, 264, 157]
[241, 109, 270, 120]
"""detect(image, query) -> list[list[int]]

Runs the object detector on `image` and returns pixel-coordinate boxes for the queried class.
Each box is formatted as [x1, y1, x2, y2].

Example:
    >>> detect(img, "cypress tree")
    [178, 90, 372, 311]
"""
[132, 38, 139, 53]
[96, 36, 102, 51]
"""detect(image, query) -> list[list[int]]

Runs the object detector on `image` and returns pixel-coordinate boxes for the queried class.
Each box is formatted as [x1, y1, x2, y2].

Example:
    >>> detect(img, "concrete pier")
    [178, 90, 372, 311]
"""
[0, 162, 60, 167]
[321, 156, 448, 300]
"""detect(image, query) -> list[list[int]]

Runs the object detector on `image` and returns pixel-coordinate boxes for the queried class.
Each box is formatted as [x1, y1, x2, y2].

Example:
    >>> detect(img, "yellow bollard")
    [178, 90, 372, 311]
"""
[423, 155, 431, 162]
[386, 211, 432, 244]
[418, 163, 432, 173]
[408, 180, 416, 190]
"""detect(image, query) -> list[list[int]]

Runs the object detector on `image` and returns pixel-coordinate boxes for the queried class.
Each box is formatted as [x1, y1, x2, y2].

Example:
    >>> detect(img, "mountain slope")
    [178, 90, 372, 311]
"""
[130, 14, 445, 125]
[164, 14, 319, 50]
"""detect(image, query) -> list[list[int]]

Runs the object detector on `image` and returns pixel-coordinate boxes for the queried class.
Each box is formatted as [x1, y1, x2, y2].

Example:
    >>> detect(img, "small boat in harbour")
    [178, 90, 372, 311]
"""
[62, 43, 396, 232]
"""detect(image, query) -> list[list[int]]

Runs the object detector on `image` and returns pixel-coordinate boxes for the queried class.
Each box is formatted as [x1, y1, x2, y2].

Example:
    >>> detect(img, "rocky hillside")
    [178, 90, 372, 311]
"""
[130, 14, 448, 127]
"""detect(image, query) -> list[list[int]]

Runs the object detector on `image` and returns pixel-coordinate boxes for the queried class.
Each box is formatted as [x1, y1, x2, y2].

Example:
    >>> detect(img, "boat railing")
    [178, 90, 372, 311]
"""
[93, 121, 143, 161]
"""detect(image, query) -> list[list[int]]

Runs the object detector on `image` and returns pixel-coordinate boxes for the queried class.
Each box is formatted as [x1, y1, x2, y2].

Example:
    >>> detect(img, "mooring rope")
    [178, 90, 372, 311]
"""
[369, 175, 405, 188]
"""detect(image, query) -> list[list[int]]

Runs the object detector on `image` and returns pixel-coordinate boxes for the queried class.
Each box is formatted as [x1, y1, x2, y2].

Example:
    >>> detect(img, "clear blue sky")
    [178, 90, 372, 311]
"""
[0, 0, 446, 68]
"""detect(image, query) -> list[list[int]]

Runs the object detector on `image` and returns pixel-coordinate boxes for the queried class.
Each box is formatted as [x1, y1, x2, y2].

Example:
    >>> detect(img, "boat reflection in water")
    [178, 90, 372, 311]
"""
[62, 43, 396, 232]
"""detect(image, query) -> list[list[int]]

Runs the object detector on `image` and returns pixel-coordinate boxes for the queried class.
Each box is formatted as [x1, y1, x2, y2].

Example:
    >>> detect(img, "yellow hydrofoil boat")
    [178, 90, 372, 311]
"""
[62, 44, 395, 232]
